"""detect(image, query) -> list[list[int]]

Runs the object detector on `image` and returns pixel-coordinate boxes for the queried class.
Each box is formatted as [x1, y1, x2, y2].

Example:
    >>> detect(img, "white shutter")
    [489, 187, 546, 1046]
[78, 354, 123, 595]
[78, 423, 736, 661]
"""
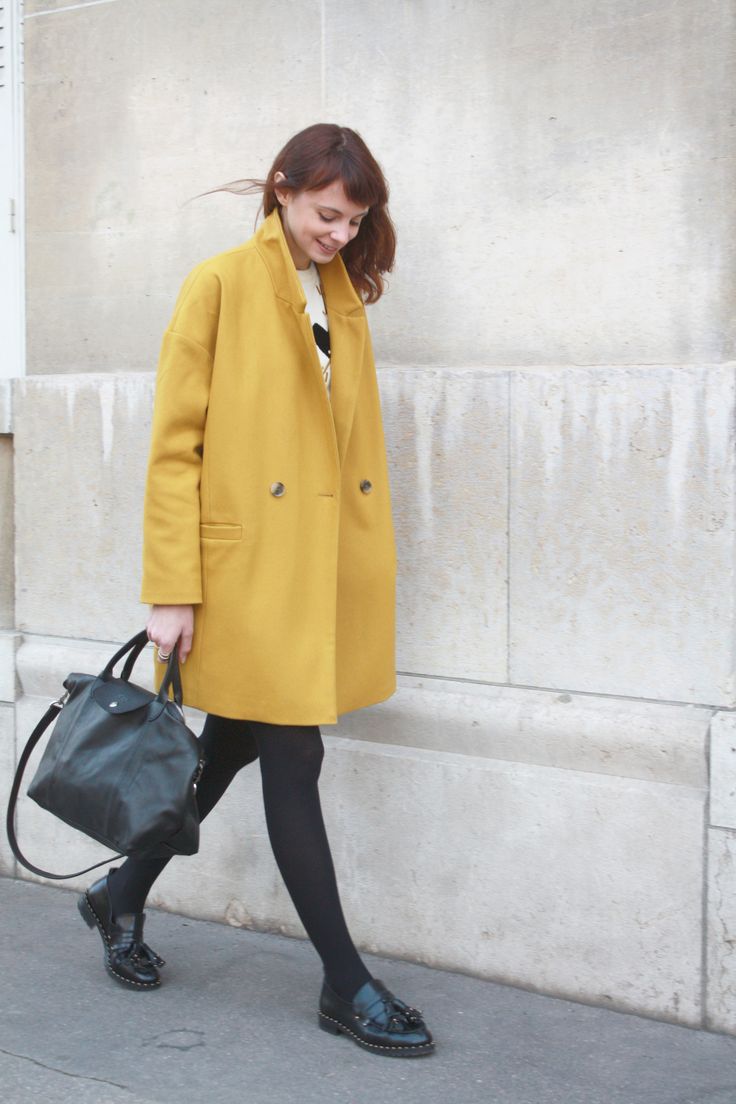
[0, 1, 25, 379]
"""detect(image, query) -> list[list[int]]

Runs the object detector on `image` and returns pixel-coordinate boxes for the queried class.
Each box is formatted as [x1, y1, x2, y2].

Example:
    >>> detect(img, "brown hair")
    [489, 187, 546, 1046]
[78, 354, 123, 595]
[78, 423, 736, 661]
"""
[198, 124, 396, 304]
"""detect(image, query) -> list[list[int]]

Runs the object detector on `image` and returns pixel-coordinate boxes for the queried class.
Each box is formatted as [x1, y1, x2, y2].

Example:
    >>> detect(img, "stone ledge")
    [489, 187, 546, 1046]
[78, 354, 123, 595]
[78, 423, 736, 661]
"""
[14, 634, 711, 787]
[341, 673, 711, 787]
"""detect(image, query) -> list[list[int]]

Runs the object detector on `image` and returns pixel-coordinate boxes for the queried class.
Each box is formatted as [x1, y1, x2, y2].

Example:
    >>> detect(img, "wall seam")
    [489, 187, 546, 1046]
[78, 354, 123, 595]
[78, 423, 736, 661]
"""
[506, 370, 512, 683]
[396, 670, 727, 712]
[701, 718, 712, 1027]
[24, 0, 121, 17]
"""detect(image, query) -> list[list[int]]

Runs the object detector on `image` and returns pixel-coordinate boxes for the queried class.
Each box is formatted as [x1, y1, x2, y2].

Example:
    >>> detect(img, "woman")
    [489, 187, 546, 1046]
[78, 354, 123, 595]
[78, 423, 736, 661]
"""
[78, 124, 435, 1058]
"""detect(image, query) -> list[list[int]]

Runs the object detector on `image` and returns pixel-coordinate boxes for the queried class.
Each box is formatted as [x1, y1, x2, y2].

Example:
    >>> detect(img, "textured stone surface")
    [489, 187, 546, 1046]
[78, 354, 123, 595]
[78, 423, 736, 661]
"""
[711, 711, 736, 831]
[382, 368, 508, 681]
[12, 373, 152, 639]
[509, 364, 736, 706]
[707, 828, 736, 1034]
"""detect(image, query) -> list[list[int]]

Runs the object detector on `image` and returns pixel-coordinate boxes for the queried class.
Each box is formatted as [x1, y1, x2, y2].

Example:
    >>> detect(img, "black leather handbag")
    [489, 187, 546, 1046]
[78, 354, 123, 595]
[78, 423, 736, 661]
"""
[6, 629, 206, 880]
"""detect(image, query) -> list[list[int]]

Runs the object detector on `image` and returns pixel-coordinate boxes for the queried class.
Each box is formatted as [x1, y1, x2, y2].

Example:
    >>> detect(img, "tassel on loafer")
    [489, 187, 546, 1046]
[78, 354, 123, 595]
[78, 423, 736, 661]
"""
[77, 867, 165, 990]
[318, 977, 435, 1057]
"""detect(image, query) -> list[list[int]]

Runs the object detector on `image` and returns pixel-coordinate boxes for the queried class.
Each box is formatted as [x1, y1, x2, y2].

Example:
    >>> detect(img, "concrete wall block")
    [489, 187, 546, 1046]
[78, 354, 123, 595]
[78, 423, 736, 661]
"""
[323, 740, 705, 1025]
[711, 711, 736, 830]
[340, 675, 711, 788]
[325, 0, 736, 368]
[381, 368, 509, 681]
[0, 704, 16, 875]
[510, 364, 736, 705]
[23, 0, 322, 375]
[13, 373, 154, 640]
[14, 633, 161, 700]
[706, 827, 736, 1034]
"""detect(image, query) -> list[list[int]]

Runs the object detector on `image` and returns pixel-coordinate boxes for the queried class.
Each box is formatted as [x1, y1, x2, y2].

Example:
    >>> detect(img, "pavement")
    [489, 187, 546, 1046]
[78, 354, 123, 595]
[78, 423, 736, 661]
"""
[2, 875, 736, 1104]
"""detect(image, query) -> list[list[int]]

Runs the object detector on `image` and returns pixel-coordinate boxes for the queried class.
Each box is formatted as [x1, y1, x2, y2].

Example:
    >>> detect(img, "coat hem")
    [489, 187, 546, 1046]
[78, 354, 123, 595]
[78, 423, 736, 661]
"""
[170, 681, 397, 728]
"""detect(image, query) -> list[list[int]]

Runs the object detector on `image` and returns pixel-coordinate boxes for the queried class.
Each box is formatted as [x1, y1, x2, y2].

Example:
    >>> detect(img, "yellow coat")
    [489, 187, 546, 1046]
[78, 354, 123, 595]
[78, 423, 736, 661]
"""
[140, 208, 397, 724]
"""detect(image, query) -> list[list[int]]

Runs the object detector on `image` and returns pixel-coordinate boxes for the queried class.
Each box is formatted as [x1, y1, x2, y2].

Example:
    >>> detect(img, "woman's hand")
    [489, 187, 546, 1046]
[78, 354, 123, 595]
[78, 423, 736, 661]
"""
[146, 604, 194, 664]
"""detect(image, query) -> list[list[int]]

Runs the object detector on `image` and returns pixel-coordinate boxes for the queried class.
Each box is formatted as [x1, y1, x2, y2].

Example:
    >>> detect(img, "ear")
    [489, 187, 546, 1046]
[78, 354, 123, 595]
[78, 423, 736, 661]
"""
[274, 171, 289, 207]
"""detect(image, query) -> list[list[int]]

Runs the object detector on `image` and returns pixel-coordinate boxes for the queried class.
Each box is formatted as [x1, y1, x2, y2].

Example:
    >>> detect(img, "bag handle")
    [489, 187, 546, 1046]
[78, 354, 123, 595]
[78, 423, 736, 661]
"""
[104, 628, 184, 708]
[5, 631, 185, 880]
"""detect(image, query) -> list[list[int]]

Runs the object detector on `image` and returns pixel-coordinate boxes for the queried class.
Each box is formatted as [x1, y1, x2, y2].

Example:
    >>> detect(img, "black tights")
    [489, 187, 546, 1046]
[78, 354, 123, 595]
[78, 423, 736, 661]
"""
[107, 714, 371, 1002]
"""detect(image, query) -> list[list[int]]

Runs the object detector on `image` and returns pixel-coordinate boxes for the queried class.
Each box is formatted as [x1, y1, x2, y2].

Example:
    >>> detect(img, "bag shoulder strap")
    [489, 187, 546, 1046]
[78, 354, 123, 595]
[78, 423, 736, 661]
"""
[6, 696, 124, 881]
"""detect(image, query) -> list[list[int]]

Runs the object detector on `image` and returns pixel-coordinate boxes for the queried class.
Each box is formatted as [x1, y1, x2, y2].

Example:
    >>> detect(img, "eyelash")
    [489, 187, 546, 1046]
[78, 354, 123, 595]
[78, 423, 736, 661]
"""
[319, 214, 363, 226]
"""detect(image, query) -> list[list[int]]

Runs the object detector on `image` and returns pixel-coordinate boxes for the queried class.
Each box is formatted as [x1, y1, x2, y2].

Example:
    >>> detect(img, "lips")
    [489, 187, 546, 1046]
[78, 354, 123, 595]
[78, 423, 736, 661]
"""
[317, 240, 338, 255]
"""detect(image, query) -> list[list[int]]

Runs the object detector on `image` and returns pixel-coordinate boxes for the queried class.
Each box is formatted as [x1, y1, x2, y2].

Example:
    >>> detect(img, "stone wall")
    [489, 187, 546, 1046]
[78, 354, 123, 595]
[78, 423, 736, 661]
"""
[4, 0, 735, 1034]
[22, 0, 735, 374]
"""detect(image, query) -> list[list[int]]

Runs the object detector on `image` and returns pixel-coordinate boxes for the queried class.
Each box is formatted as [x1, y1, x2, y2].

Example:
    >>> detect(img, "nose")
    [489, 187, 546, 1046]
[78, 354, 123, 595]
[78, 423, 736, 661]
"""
[329, 222, 351, 247]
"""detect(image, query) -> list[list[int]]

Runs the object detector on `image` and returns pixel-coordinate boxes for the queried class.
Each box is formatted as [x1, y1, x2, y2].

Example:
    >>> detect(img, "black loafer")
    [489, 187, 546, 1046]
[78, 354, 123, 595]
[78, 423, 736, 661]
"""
[318, 977, 435, 1057]
[78, 867, 165, 990]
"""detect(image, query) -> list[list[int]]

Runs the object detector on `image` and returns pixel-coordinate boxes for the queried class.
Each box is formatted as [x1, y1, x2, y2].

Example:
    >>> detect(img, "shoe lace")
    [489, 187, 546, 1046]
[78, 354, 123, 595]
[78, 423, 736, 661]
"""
[127, 941, 166, 969]
[363, 992, 425, 1033]
[112, 915, 166, 968]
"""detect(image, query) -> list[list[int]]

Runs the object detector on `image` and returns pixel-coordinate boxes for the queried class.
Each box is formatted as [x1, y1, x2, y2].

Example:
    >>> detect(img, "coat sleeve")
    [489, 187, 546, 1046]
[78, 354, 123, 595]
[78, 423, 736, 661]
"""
[139, 264, 221, 605]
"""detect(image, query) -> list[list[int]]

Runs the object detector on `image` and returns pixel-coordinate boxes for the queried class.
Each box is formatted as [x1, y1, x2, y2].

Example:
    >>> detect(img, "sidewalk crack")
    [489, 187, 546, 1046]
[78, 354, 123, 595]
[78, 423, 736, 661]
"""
[0, 1046, 131, 1092]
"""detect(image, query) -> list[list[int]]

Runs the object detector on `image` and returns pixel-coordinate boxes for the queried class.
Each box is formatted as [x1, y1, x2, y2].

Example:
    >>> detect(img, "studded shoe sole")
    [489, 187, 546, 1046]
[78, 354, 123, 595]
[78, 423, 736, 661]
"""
[318, 977, 435, 1057]
[318, 1011, 435, 1056]
[78, 890, 161, 991]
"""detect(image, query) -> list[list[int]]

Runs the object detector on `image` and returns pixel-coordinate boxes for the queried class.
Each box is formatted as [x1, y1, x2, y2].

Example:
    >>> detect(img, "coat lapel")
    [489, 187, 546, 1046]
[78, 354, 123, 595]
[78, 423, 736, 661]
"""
[254, 209, 366, 469]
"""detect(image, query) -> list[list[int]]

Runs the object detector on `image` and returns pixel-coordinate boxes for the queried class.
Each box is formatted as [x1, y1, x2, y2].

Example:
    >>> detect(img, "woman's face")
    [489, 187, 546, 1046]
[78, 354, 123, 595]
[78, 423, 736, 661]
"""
[274, 174, 369, 270]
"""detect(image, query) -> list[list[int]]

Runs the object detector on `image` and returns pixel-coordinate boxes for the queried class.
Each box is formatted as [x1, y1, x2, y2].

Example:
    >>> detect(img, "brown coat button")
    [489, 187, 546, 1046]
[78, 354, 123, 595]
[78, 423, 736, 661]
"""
[360, 479, 373, 494]
[270, 482, 286, 497]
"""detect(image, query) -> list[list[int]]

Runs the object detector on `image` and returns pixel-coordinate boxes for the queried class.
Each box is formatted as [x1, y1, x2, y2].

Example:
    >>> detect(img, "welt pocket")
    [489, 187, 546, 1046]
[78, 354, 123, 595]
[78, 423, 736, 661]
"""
[199, 522, 243, 541]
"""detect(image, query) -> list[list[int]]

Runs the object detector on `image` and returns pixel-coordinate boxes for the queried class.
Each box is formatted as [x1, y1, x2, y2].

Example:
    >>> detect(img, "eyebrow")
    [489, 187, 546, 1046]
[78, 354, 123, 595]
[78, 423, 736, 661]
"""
[318, 205, 369, 217]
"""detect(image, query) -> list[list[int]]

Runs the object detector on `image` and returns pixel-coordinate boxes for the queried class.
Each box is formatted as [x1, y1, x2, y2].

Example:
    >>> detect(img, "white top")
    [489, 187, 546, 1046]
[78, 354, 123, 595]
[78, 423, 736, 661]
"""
[296, 262, 331, 397]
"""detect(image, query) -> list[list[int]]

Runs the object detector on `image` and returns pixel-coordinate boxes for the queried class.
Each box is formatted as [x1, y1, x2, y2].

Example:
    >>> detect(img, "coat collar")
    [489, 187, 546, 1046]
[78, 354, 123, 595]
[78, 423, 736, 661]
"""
[253, 207, 364, 317]
[253, 208, 367, 469]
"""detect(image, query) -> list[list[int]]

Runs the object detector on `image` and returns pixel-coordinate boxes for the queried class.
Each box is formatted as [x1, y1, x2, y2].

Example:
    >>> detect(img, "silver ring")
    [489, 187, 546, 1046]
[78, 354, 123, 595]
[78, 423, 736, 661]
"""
[157, 649, 172, 662]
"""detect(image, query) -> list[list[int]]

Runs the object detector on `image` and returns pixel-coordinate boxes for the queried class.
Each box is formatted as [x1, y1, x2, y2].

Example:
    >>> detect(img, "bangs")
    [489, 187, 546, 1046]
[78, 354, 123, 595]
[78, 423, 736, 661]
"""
[302, 153, 386, 209]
